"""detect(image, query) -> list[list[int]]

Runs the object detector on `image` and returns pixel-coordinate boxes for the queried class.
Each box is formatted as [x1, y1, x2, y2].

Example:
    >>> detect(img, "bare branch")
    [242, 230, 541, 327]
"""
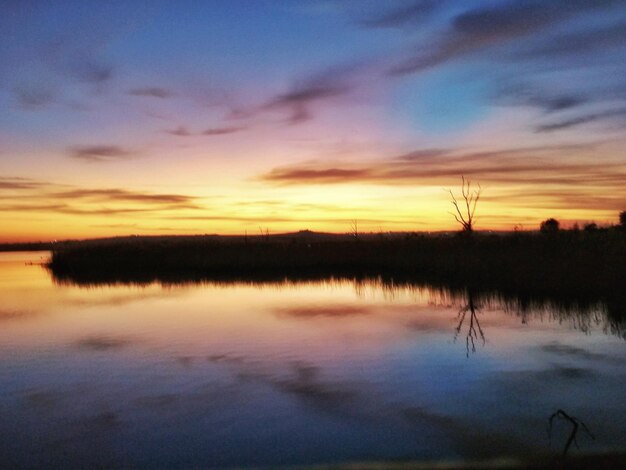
[447, 176, 482, 233]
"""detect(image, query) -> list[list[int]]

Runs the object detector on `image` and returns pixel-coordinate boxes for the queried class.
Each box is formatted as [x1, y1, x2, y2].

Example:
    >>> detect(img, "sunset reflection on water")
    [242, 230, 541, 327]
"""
[0, 252, 624, 468]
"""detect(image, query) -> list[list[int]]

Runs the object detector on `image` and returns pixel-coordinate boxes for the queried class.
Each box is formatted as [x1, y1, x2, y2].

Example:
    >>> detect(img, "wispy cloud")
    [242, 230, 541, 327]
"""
[262, 82, 350, 125]
[263, 168, 372, 183]
[257, 63, 365, 125]
[202, 126, 243, 136]
[260, 143, 626, 188]
[128, 87, 175, 99]
[360, 0, 444, 29]
[68, 145, 134, 162]
[165, 126, 193, 137]
[0, 177, 44, 190]
[517, 21, 626, 60]
[166, 125, 245, 137]
[494, 84, 588, 114]
[51, 188, 195, 205]
[388, 0, 623, 75]
[13, 84, 56, 109]
[64, 56, 114, 84]
[534, 107, 626, 133]
[0, 177, 201, 216]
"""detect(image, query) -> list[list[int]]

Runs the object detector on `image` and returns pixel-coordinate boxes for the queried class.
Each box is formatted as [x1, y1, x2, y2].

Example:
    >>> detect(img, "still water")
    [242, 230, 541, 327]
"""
[0, 252, 624, 467]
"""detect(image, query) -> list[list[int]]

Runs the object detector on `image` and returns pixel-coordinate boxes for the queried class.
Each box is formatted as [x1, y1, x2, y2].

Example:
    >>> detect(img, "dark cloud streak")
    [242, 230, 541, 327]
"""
[13, 85, 56, 109]
[68, 145, 134, 162]
[202, 126, 243, 136]
[535, 107, 626, 133]
[166, 126, 245, 137]
[360, 1, 442, 29]
[52, 188, 194, 205]
[518, 21, 626, 59]
[388, 0, 625, 75]
[260, 144, 626, 189]
[128, 87, 174, 99]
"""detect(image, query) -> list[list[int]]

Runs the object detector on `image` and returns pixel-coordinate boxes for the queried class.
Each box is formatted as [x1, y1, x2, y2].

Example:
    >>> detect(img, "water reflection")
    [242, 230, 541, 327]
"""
[0, 252, 625, 467]
[453, 291, 485, 357]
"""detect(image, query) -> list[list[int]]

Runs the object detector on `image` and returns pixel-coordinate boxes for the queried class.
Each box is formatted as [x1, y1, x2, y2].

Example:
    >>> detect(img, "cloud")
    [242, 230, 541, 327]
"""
[0, 177, 200, 217]
[128, 87, 175, 99]
[482, 190, 626, 211]
[0, 203, 197, 216]
[41, 28, 116, 85]
[494, 84, 588, 113]
[388, 0, 624, 75]
[260, 143, 626, 189]
[360, 0, 443, 29]
[13, 84, 56, 109]
[63, 56, 114, 84]
[0, 177, 44, 190]
[52, 188, 195, 205]
[534, 107, 626, 133]
[0, 203, 67, 213]
[262, 167, 372, 184]
[518, 21, 626, 60]
[258, 63, 362, 125]
[166, 126, 193, 137]
[166, 126, 244, 137]
[396, 148, 454, 161]
[68, 145, 134, 162]
[202, 126, 243, 136]
[262, 83, 350, 125]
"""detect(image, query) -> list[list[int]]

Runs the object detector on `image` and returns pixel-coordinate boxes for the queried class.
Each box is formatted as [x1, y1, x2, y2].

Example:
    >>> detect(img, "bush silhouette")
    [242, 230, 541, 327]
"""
[540, 218, 560, 233]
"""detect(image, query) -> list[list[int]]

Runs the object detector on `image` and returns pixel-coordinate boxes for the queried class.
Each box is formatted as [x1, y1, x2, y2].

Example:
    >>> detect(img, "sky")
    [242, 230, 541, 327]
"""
[1, 0, 625, 242]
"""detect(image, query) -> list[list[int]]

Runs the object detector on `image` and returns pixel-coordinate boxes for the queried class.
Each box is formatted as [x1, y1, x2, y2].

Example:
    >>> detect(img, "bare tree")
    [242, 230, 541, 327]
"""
[448, 176, 481, 233]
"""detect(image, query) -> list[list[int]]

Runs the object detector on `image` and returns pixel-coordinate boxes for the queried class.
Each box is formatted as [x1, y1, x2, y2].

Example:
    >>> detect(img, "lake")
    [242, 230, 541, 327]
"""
[1, 251, 624, 468]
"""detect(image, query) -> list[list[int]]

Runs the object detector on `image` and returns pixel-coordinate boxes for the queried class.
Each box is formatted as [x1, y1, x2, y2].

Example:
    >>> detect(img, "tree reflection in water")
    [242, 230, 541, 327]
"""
[454, 290, 485, 357]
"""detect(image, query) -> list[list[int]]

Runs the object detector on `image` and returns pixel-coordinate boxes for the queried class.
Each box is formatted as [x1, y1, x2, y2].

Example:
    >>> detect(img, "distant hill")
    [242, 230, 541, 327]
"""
[0, 229, 536, 252]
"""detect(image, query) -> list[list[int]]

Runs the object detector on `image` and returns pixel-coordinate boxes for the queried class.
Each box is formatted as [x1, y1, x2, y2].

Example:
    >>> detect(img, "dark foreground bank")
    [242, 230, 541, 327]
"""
[49, 230, 625, 307]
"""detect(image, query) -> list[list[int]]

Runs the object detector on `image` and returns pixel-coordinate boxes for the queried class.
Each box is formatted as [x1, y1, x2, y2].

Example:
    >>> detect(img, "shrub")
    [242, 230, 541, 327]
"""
[540, 218, 560, 233]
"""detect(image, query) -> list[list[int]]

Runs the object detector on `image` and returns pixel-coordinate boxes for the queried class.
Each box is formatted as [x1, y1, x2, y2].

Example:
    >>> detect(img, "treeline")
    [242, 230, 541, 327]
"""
[0, 242, 53, 252]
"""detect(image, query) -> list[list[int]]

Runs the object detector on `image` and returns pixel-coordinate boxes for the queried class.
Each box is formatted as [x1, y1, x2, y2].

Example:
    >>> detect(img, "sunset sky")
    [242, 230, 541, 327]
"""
[1, 0, 625, 242]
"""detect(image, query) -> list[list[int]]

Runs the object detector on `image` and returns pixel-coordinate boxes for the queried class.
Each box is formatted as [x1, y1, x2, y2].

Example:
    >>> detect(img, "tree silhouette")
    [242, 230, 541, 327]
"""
[619, 211, 626, 229]
[448, 176, 481, 233]
[540, 218, 560, 233]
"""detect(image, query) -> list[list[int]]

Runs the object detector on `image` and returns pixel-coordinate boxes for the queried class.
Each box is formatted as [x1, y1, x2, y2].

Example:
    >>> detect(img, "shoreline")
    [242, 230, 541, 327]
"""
[48, 231, 625, 309]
